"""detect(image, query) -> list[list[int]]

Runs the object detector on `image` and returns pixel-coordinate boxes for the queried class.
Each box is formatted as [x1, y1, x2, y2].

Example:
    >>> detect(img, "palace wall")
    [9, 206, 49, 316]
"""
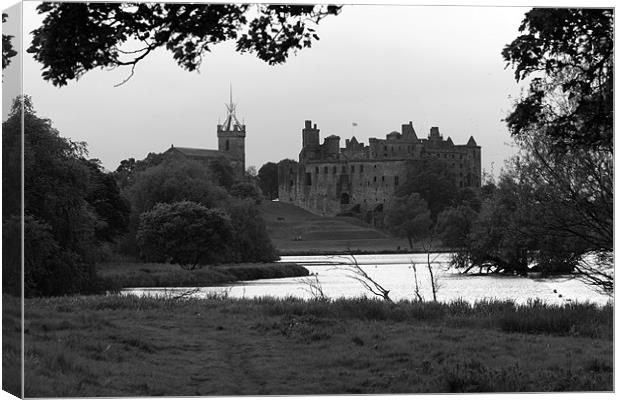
[278, 120, 481, 217]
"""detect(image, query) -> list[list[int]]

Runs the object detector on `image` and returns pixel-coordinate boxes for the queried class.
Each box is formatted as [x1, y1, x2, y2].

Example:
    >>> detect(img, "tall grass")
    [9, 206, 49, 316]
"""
[19, 293, 613, 396]
[497, 299, 613, 338]
[25, 294, 613, 339]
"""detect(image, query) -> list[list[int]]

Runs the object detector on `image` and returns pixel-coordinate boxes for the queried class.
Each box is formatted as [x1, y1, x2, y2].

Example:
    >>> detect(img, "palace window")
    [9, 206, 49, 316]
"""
[373, 176, 377, 182]
[395, 176, 399, 186]
[226, 140, 230, 151]
[360, 165, 364, 173]
[351, 165, 355, 173]
[342, 166, 346, 173]
[315, 166, 319, 174]
[333, 166, 337, 174]
[382, 176, 385, 182]
[324, 166, 328, 173]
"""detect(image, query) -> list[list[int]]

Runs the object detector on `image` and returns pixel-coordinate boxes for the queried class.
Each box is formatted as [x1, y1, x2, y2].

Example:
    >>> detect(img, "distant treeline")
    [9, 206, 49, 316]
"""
[2, 96, 277, 297]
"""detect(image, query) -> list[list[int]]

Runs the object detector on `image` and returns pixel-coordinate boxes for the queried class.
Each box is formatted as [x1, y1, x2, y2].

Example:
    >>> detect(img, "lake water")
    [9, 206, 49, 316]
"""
[123, 253, 611, 306]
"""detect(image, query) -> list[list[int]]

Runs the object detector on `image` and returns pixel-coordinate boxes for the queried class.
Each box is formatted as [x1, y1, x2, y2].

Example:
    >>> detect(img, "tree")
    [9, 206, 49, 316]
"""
[120, 155, 229, 255]
[27, 3, 341, 86]
[83, 159, 131, 243]
[113, 152, 170, 190]
[452, 171, 588, 277]
[501, 8, 613, 293]
[136, 201, 233, 269]
[3, 96, 109, 296]
[455, 175, 533, 275]
[2, 13, 17, 70]
[511, 132, 611, 287]
[113, 157, 136, 189]
[21, 215, 99, 297]
[20, 96, 94, 255]
[246, 165, 258, 177]
[502, 8, 613, 152]
[230, 181, 263, 204]
[226, 200, 278, 263]
[208, 156, 235, 190]
[384, 193, 432, 249]
[123, 156, 229, 221]
[436, 205, 477, 249]
[396, 158, 457, 219]
[258, 162, 279, 200]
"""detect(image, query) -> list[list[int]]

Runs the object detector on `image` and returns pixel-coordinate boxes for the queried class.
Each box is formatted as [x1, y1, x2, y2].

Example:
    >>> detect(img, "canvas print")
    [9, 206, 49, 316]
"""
[1, 1, 614, 397]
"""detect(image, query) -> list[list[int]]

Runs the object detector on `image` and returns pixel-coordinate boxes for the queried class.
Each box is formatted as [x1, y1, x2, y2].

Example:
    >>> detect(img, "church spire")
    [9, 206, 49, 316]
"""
[229, 82, 233, 108]
[222, 83, 242, 131]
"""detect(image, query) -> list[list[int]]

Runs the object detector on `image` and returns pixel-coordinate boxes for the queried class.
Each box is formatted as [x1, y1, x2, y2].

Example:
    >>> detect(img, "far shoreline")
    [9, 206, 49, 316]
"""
[277, 248, 458, 257]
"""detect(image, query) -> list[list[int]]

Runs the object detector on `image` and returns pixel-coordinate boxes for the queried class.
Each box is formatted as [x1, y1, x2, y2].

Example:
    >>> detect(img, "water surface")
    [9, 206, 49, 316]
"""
[124, 253, 611, 305]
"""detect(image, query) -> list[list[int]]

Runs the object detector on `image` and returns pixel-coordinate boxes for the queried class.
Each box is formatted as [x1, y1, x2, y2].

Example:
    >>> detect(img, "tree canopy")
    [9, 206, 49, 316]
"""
[440, 8, 614, 293]
[258, 162, 279, 200]
[384, 193, 432, 249]
[137, 201, 233, 269]
[396, 158, 457, 219]
[3, 96, 129, 296]
[117, 152, 278, 263]
[26, 3, 341, 86]
[2, 13, 17, 70]
[502, 8, 613, 151]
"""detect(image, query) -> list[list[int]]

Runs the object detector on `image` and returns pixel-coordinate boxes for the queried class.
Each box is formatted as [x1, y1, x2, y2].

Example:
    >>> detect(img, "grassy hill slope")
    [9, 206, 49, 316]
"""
[258, 201, 412, 254]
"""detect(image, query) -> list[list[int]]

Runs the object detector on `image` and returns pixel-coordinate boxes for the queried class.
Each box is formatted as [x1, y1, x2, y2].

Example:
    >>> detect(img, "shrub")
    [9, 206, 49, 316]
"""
[136, 201, 233, 269]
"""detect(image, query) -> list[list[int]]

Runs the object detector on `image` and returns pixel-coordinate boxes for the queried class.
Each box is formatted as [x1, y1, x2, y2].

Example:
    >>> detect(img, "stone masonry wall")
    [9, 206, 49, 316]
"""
[278, 120, 482, 217]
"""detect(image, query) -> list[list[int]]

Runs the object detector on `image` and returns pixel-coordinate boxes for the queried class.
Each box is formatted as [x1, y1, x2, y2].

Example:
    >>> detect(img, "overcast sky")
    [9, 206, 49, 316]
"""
[2, 1, 605, 175]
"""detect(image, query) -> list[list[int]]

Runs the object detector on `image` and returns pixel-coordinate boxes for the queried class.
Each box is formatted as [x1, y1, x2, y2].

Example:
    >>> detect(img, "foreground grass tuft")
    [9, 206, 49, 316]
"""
[498, 299, 613, 337]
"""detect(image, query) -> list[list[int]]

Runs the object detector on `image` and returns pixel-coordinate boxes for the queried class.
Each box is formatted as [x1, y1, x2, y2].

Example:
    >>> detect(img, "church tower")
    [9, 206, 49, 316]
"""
[217, 87, 246, 173]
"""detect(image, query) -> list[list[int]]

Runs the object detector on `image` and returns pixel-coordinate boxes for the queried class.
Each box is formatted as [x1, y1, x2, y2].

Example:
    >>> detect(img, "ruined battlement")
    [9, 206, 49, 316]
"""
[280, 119, 482, 218]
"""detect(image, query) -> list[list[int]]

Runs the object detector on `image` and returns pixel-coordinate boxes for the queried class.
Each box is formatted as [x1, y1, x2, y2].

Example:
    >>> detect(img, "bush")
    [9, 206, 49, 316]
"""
[137, 201, 233, 269]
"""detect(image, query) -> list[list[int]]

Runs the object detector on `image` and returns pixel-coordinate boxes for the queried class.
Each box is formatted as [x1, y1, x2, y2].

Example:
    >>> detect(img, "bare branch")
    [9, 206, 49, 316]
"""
[300, 274, 326, 300]
[113, 64, 137, 87]
[334, 254, 392, 303]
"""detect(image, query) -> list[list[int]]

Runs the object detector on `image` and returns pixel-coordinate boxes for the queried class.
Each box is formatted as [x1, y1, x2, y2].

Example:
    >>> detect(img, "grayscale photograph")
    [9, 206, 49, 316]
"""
[1, 0, 614, 397]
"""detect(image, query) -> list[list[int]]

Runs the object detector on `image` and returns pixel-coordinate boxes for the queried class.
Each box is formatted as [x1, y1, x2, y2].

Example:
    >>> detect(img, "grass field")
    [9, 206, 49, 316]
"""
[7, 294, 612, 396]
[258, 201, 426, 254]
[96, 261, 309, 289]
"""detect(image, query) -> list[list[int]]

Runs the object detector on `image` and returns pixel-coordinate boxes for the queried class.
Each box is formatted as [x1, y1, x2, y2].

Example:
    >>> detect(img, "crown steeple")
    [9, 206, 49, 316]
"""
[222, 84, 243, 131]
